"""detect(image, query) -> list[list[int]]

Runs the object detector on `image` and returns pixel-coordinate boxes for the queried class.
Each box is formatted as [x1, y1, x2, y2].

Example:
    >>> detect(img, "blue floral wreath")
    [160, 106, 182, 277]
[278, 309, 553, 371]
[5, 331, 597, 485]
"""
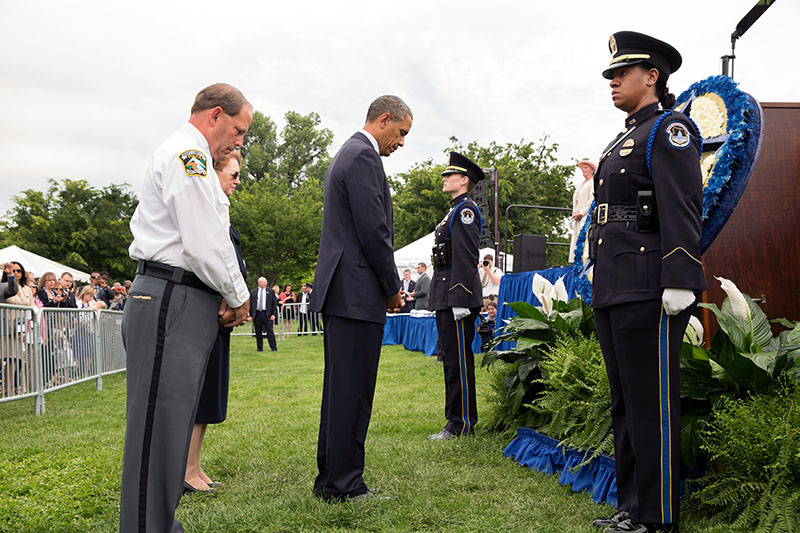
[674, 75, 763, 252]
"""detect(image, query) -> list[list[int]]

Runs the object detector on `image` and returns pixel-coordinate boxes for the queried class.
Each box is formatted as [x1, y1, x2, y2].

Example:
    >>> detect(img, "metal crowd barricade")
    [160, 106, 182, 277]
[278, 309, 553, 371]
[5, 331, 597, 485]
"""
[278, 302, 323, 337]
[98, 309, 126, 380]
[230, 310, 289, 341]
[0, 304, 126, 415]
[0, 303, 38, 406]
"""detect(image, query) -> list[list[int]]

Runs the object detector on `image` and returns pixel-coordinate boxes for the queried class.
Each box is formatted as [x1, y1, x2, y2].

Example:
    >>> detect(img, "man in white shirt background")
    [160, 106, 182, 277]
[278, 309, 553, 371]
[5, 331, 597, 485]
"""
[478, 254, 502, 309]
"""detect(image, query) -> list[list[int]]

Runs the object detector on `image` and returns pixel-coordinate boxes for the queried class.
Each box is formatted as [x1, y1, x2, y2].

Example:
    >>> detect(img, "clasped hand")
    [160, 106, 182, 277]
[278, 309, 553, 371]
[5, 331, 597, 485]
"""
[219, 298, 250, 327]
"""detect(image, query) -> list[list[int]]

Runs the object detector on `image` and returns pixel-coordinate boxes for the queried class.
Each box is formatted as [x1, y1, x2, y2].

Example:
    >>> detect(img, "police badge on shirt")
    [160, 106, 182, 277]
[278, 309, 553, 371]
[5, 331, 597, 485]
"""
[179, 150, 208, 177]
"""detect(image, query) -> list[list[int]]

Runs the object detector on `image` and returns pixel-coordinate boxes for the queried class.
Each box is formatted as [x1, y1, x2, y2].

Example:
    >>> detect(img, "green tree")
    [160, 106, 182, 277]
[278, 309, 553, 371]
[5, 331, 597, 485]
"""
[391, 137, 575, 267]
[277, 111, 334, 189]
[230, 176, 323, 287]
[233, 110, 333, 287]
[0, 179, 138, 280]
[388, 160, 451, 247]
[240, 111, 278, 182]
[240, 110, 333, 190]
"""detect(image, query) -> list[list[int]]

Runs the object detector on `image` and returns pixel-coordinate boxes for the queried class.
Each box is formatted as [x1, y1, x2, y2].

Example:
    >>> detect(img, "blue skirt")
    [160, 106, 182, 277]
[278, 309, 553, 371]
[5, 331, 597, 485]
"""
[195, 328, 230, 424]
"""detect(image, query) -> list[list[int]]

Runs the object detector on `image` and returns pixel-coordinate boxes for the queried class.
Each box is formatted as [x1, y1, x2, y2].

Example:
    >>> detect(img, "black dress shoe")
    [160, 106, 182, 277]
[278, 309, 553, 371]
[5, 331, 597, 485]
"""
[604, 518, 678, 533]
[593, 510, 628, 529]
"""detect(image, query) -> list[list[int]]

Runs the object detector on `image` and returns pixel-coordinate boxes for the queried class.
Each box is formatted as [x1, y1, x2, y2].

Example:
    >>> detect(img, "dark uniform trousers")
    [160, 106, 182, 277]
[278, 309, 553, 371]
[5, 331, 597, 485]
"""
[594, 299, 695, 526]
[120, 275, 221, 533]
[253, 311, 277, 351]
[436, 309, 478, 435]
[314, 314, 383, 500]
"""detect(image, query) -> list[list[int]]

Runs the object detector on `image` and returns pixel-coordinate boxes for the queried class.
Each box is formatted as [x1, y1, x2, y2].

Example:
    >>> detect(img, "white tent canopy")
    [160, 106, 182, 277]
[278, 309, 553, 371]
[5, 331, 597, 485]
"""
[393, 232, 511, 280]
[0, 245, 92, 283]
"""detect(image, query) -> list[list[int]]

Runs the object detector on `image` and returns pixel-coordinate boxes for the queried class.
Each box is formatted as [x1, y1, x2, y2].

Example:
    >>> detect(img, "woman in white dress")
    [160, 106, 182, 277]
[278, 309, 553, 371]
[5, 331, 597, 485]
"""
[568, 159, 597, 261]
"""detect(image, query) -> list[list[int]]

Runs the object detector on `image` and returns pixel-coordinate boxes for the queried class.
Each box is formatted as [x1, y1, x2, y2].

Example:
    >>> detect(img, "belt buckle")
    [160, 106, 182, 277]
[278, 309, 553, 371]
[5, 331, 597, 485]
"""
[597, 203, 608, 225]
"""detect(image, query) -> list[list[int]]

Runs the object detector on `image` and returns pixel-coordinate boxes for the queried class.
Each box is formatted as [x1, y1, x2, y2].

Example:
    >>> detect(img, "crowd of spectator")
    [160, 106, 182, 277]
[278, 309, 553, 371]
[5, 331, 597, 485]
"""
[0, 261, 132, 397]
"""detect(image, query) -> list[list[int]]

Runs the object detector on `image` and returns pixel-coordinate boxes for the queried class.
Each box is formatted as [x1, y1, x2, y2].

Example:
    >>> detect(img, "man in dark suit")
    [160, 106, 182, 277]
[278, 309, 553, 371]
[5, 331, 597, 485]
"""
[310, 95, 412, 502]
[410, 262, 430, 311]
[249, 277, 278, 352]
[57, 272, 78, 308]
[399, 269, 415, 312]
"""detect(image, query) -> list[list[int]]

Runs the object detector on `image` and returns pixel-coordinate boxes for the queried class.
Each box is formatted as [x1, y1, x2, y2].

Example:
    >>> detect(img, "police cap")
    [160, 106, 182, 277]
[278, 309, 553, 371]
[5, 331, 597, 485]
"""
[441, 151, 485, 183]
[602, 31, 682, 80]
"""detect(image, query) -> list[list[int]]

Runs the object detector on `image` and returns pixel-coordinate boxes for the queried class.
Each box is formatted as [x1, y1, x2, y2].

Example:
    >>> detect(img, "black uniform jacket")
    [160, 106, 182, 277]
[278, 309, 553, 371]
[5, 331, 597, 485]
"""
[430, 193, 483, 311]
[310, 132, 401, 324]
[590, 102, 708, 309]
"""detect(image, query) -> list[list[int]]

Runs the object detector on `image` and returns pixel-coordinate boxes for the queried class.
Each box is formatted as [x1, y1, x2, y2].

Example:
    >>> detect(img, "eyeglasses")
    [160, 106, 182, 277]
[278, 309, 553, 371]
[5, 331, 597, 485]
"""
[222, 170, 240, 180]
[11, 269, 21, 273]
[91, 275, 100, 279]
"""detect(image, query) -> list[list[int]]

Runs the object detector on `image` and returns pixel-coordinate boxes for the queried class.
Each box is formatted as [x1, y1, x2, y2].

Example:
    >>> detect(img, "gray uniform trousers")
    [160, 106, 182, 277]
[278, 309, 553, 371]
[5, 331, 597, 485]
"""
[119, 274, 221, 533]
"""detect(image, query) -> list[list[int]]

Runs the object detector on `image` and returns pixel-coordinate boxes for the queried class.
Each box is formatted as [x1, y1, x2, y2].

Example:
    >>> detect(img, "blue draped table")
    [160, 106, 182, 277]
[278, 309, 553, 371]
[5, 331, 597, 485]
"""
[504, 428, 618, 507]
[496, 266, 577, 351]
[382, 313, 483, 356]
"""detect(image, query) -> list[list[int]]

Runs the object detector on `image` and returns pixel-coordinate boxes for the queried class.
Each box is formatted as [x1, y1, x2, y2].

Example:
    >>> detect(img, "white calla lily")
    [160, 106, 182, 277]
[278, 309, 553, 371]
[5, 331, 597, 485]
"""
[532, 273, 554, 314]
[552, 276, 568, 303]
[715, 276, 753, 334]
[684, 315, 705, 346]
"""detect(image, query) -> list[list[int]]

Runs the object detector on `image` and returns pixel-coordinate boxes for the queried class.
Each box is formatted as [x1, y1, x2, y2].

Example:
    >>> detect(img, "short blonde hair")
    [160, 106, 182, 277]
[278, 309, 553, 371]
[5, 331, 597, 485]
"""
[79, 286, 96, 300]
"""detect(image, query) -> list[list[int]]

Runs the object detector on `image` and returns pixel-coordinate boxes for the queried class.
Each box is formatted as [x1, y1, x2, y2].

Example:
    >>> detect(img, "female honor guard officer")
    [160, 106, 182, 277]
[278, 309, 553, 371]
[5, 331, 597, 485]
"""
[428, 152, 485, 441]
[589, 32, 707, 533]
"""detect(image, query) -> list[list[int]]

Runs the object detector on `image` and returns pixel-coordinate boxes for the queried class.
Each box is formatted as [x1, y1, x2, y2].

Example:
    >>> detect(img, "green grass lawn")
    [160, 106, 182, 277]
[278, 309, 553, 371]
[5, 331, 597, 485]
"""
[1, 335, 726, 532]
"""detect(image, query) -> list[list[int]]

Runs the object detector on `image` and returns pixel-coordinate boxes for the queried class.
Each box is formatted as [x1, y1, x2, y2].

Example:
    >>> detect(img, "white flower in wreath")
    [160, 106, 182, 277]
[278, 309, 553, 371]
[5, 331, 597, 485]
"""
[689, 93, 727, 139]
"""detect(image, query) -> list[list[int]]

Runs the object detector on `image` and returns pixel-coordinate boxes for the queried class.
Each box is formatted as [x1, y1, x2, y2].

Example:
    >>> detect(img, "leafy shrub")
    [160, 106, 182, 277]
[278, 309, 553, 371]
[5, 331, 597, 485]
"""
[680, 278, 800, 470]
[532, 335, 613, 457]
[688, 382, 800, 532]
[482, 362, 548, 432]
[481, 291, 595, 428]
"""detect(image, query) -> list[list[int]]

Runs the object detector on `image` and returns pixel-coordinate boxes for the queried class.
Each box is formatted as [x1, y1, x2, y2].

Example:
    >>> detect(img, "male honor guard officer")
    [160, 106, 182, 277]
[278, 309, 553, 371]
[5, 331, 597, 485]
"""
[429, 152, 485, 441]
[589, 33, 707, 533]
[121, 83, 251, 533]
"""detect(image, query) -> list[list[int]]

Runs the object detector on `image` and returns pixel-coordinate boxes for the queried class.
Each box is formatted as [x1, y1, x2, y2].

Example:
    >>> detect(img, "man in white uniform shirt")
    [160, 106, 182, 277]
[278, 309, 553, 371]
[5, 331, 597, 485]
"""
[121, 83, 251, 533]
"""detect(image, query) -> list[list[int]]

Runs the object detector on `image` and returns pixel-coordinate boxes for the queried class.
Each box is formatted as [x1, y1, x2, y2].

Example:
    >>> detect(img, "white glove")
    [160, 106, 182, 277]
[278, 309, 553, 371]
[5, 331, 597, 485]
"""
[662, 288, 695, 316]
[452, 307, 471, 321]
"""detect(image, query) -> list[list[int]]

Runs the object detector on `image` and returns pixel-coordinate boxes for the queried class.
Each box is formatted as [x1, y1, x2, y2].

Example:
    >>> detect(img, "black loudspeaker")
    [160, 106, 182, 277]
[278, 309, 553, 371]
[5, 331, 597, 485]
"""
[472, 176, 492, 249]
[513, 234, 547, 272]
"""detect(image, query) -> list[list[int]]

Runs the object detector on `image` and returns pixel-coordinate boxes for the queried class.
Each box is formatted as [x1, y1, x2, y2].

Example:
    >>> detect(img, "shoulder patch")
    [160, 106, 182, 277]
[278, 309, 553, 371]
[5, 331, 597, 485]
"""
[665, 121, 691, 150]
[460, 208, 475, 225]
[179, 150, 208, 177]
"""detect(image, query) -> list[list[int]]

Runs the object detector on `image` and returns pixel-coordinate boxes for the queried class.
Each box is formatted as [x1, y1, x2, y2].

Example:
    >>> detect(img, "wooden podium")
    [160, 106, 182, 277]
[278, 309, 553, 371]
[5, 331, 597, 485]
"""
[702, 103, 800, 334]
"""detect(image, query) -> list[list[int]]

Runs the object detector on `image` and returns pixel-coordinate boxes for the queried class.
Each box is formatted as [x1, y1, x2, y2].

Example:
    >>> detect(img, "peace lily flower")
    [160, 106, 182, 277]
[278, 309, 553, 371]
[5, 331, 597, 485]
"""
[715, 275, 753, 334]
[684, 315, 705, 346]
[552, 276, 568, 303]
[532, 273, 554, 314]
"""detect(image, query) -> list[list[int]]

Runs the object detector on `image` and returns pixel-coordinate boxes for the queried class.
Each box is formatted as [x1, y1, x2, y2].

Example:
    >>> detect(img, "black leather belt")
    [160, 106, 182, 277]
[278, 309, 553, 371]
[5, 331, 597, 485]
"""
[592, 203, 637, 225]
[136, 261, 217, 294]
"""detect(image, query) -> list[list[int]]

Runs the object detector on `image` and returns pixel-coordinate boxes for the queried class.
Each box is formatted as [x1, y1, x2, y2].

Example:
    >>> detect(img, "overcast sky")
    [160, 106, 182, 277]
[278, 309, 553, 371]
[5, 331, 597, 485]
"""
[0, 0, 796, 218]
